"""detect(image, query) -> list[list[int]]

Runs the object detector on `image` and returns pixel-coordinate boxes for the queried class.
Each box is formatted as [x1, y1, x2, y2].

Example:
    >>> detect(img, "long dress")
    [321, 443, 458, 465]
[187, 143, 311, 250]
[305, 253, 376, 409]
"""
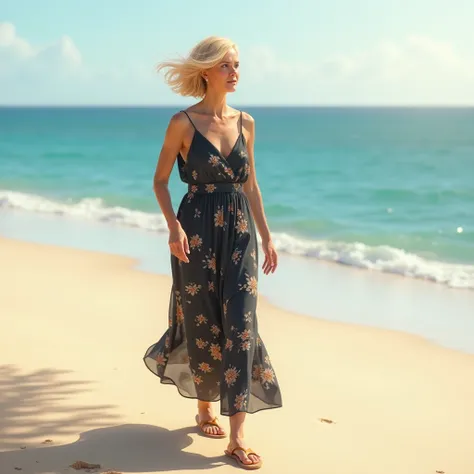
[143, 110, 282, 416]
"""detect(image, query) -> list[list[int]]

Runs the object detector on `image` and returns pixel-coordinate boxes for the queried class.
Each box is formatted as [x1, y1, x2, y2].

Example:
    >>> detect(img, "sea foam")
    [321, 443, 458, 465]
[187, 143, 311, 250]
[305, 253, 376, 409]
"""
[2, 190, 473, 289]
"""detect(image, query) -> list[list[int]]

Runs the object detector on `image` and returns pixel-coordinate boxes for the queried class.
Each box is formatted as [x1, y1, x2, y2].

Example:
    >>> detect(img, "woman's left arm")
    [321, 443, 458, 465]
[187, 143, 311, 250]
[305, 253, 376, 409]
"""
[242, 112, 278, 275]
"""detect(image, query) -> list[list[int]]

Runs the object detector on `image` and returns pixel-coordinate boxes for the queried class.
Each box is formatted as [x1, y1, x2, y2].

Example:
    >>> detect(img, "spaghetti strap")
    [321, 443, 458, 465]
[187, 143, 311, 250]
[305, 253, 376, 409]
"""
[182, 109, 242, 135]
[181, 110, 197, 130]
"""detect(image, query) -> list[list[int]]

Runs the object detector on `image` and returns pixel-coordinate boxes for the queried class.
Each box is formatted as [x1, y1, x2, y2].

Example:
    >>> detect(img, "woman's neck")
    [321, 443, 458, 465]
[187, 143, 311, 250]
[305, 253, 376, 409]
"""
[197, 93, 230, 118]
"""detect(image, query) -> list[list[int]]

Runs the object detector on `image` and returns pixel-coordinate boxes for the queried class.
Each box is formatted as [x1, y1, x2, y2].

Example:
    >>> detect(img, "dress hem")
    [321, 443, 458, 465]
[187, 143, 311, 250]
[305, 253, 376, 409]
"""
[143, 356, 283, 417]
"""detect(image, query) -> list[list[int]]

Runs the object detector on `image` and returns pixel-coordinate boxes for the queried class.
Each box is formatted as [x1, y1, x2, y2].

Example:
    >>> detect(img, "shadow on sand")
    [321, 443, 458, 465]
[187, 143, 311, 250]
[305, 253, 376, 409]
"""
[1, 424, 225, 472]
[0, 365, 224, 472]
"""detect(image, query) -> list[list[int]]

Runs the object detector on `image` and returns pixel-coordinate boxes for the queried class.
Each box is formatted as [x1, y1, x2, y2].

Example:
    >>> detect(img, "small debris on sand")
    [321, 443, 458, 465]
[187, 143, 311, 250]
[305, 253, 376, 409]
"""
[319, 418, 336, 424]
[69, 460, 101, 471]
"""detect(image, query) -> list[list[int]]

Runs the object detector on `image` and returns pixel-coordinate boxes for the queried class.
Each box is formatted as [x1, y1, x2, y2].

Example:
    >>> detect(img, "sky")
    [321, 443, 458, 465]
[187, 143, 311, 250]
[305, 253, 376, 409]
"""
[1, 0, 474, 106]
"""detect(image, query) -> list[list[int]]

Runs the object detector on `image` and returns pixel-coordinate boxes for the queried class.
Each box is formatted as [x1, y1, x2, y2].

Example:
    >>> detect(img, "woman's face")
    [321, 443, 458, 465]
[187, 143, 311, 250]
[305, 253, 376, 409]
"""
[203, 48, 240, 94]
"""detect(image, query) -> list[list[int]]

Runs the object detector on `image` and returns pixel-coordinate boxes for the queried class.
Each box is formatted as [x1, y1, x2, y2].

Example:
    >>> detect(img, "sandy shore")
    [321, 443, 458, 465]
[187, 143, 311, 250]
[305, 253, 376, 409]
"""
[1, 236, 473, 474]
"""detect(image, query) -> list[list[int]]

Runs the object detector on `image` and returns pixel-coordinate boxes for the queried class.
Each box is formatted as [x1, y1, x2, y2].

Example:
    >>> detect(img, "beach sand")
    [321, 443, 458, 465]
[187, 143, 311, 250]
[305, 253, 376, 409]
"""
[1, 236, 473, 474]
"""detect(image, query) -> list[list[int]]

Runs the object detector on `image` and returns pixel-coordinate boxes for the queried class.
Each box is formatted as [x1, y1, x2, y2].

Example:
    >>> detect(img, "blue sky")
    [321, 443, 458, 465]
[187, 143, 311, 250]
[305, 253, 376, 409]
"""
[1, 0, 474, 105]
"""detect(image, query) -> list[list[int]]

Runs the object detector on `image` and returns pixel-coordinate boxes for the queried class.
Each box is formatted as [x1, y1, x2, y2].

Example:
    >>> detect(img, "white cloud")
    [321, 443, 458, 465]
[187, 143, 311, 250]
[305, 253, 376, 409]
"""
[0, 22, 159, 105]
[363, 35, 474, 82]
[0, 22, 82, 77]
[1, 24, 473, 105]
[247, 35, 474, 82]
[0, 22, 34, 58]
[242, 35, 474, 104]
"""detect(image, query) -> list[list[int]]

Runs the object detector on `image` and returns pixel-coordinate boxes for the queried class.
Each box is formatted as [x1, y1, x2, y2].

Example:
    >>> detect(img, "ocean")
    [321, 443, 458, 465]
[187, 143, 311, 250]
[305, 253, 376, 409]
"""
[1, 106, 473, 290]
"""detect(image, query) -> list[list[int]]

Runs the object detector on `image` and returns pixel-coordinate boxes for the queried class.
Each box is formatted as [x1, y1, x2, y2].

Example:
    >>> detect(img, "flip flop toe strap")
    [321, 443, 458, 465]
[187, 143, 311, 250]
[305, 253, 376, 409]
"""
[231, 447, 260, 458]
[200, 417, 220, 429]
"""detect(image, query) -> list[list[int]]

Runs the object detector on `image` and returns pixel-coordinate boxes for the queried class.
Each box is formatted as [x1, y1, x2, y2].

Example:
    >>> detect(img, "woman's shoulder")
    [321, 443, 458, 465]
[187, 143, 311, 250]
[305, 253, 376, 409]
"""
[165, 110, 195, 141]
[169, 109, 194, 128]
[239, 110, 254, 122]
[239, 110, 255, 135]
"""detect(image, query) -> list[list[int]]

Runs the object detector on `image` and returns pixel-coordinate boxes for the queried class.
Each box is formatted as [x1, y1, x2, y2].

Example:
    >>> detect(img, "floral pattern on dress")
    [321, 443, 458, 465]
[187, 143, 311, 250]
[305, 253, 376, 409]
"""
[190, 234, 203, 251]
[202, 249, 217, 274]
[143, 110, 282, 416]
[238, 273, 258, 296]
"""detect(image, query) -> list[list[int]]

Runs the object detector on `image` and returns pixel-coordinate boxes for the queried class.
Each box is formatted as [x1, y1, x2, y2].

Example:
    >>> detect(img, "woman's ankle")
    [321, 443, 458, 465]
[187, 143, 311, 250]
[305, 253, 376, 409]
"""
[197, 400, 214, 416]
[229, 433, 245, 442]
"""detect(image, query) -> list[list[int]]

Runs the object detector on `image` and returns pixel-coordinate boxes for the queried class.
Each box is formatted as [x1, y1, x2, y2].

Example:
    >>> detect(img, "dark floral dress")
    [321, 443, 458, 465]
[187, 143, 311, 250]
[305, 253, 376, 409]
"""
[143, 110, 282, 416]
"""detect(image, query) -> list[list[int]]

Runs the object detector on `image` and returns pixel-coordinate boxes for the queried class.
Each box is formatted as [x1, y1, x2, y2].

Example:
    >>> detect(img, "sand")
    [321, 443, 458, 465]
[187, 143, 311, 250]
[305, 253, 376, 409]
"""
[1, 236, 473, 474]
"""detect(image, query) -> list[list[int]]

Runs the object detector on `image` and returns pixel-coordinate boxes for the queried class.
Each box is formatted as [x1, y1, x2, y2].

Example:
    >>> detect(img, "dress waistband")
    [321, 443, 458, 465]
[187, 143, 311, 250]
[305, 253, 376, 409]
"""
[187, 183, 244, 194]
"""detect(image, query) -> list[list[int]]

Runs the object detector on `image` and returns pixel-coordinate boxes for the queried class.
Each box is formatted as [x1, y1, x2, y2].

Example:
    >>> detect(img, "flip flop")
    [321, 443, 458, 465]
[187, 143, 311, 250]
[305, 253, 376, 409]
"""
[224, 446, 263, 470]
[195, 415, 226, 439]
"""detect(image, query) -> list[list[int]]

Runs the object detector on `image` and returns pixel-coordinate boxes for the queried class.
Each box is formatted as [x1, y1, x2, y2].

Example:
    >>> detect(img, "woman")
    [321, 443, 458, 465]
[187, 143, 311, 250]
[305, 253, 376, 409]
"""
[143, 36, 282, 470]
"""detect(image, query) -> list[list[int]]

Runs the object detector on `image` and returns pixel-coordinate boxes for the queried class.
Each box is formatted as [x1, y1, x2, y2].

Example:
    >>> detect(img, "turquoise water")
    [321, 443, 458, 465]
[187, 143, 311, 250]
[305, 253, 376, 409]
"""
[1, 106, 473, 288]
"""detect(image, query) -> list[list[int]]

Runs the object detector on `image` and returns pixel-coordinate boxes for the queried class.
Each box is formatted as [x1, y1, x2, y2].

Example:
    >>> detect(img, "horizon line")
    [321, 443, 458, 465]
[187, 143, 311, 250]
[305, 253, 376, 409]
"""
[1, 104, 474, 108]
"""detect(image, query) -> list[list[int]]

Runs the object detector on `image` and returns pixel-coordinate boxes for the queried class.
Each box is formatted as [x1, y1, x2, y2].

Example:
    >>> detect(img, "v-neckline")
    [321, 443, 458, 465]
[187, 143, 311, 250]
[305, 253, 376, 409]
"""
[195, 128, 242, 161]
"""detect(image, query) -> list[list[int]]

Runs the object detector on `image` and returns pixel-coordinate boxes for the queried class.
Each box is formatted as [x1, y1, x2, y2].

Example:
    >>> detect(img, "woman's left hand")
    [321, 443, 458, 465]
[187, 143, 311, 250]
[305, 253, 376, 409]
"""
[262, 239, 278, 275]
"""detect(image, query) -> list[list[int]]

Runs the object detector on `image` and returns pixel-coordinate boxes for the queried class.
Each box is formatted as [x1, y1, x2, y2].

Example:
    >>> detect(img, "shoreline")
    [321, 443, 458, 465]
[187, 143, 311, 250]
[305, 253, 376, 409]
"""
[2, 190, 473, 290]
[2, 233, 474, 361]
[2, 232, 474, 365]
[2, 207, 474, 355]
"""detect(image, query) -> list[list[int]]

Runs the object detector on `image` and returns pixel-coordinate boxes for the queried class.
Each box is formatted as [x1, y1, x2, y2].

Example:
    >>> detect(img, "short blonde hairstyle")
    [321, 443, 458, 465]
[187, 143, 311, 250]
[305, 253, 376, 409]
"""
[157, 36, 238, 98]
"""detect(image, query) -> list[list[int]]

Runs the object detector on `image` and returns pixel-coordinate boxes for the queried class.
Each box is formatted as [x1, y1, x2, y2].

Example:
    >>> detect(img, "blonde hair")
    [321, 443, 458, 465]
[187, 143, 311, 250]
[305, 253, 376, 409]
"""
[157, 36, 238, 98]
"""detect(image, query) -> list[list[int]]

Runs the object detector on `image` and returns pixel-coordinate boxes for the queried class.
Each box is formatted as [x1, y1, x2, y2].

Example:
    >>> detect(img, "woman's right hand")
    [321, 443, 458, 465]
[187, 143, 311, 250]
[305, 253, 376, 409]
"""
[168, 223, 190, 263]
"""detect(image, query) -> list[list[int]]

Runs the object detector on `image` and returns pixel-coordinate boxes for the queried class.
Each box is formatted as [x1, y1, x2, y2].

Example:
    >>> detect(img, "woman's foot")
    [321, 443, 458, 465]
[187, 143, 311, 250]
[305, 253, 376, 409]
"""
[197, 401, 226, 437]
[226, 438, 262, 468]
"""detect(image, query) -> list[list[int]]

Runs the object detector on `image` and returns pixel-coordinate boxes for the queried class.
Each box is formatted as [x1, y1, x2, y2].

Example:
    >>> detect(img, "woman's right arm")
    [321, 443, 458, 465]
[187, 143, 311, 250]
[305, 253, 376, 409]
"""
[153, 112, 190, 263]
